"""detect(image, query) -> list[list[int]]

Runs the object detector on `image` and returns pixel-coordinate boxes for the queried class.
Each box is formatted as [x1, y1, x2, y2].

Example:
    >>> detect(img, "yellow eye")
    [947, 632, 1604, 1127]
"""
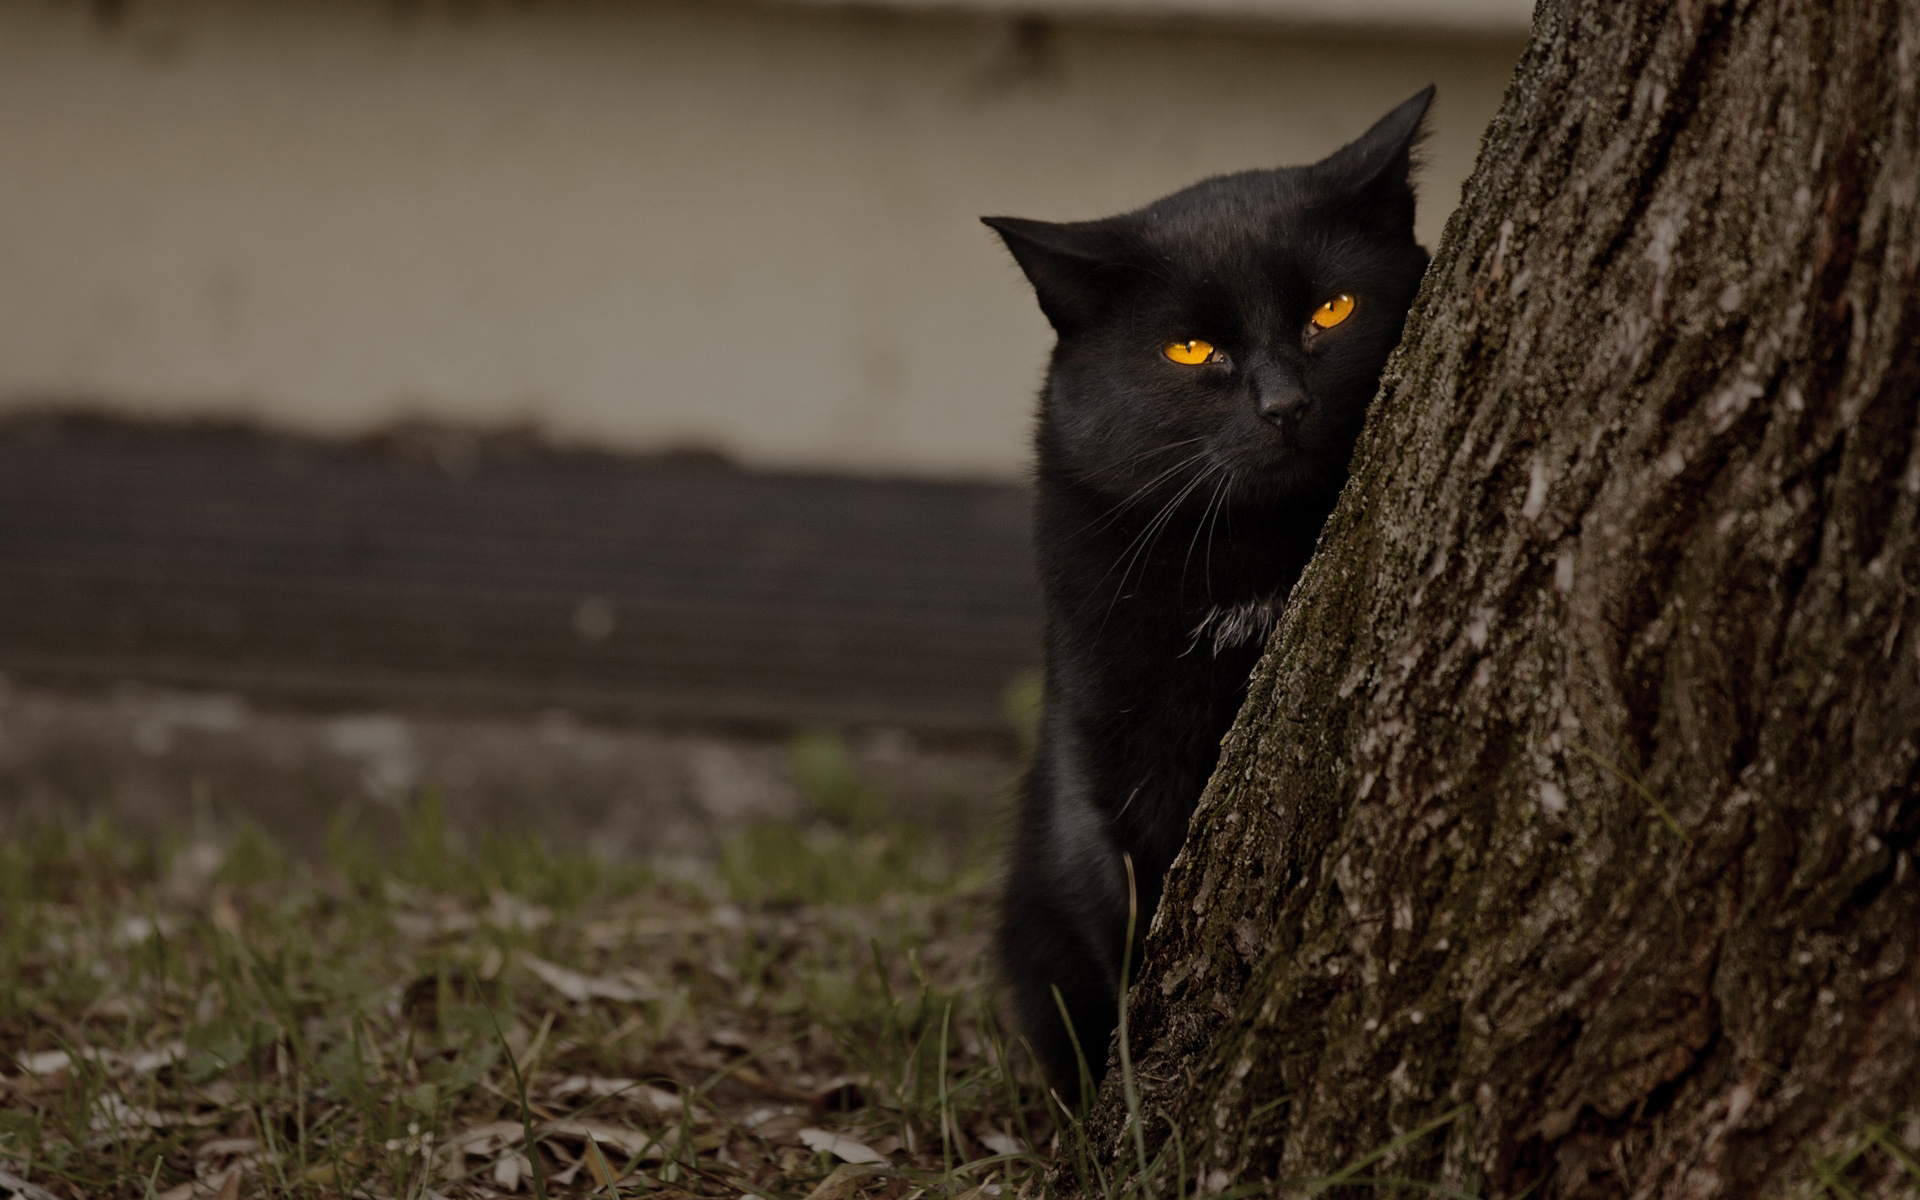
[1311, 294, 1356, 330]
[1163, 339, 1217, 365]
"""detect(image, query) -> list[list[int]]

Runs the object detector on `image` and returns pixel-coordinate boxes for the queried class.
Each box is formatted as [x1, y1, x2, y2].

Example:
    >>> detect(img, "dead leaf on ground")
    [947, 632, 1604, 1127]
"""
[547, 1074, 682, 1113]
[192, 1137, 260, 1162]
[974, 1127, 1022, 1158]
[522, 954, 650, 1003]
[485, 891, 553, 933]
[18, 1042, 188, 1078]
[152, 1165, 243, 1200]
[811, 1074, 869, 1112]
[91, 1094, 223, 1134]
[493, 1152, 532, 1193]
[730, 1063, 812, 1102]
[799, 1128, 888, 1164]
[0, 1167, 62, 1200]
[540, 1119, 666, 1160]
[445, 1120, 528, 1160]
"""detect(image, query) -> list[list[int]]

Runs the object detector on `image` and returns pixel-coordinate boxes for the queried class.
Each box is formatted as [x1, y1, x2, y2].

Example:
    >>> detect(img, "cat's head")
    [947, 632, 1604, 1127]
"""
[985, 87, 1433, 508]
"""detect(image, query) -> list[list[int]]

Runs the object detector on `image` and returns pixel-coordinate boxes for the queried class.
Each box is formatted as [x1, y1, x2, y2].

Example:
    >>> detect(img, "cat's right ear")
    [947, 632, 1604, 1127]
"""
[1311, 85, 1434, 236]
[982, 216, 1123, 334]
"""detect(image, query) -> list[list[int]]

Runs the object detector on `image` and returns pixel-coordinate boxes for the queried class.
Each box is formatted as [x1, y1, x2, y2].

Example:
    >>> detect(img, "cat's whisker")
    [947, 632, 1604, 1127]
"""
[1203, 470, 1234, 596]
[1079, 489, 1185, 618]
[1073, 446, 1214, 543]
[1070, 440, 1208, 518]
[1133, 463, 1219, 592]
[1101, 461, 1210, 593]
[1078, 469, 1198, 625]
[1076, 436, 1207, 483]
[1180, 465, 1233, 594]
[1098, 461, 1218, 628]
[1087, 440, 1209, 500]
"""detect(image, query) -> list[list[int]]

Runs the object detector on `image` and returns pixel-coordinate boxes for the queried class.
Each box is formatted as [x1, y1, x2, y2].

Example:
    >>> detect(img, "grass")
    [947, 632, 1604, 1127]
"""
[0, 715, 1068, 1200]
[0, 703, 1493, 1200]
[1808, 1123, 1920, 1199]
[0, 793, 1062, 1200]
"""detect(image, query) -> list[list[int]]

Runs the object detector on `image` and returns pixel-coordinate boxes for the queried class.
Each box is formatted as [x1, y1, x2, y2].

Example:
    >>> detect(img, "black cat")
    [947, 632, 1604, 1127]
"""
[986, 87, 1434, 1094]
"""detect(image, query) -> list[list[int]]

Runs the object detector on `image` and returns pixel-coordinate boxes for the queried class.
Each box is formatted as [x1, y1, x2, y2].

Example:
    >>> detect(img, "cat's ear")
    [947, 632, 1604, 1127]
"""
[1312, 85, 1434, 235]
[982, 216, 1127, 334]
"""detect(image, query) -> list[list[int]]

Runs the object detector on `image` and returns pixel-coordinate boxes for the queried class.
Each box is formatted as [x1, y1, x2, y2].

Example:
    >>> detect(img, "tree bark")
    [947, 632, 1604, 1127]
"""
[1087, 0, 1920, 1195]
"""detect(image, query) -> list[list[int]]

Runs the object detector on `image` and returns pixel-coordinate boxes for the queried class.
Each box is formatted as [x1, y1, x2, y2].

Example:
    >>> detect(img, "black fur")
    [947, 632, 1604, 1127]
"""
[986, 87, 1434, 1094]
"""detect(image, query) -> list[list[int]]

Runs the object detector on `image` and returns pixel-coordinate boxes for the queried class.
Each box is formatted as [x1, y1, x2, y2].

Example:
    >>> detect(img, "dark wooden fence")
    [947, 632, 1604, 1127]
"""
[0, 417, 1041, 735]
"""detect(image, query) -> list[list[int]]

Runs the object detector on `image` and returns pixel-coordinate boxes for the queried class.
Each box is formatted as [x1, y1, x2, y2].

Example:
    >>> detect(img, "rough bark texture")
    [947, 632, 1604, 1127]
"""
[1090, 0, 1920, 1195]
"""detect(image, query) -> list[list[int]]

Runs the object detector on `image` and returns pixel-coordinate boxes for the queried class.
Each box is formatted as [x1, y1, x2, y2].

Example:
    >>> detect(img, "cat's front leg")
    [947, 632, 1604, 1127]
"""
[998, 732, 1132, 1095]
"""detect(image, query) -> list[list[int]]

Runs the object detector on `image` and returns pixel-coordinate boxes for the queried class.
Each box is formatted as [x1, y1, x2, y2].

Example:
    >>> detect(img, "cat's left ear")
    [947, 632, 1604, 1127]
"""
[1312, 85, 1434, 235]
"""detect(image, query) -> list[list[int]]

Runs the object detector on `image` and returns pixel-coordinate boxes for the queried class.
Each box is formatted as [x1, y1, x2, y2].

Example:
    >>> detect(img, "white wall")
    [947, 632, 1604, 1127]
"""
[0, 0, 1522, 478]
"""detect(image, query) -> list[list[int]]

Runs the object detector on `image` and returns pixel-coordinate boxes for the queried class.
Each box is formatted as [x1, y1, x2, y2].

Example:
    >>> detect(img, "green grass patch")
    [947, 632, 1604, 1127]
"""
[718, 733, 987, 907]
[0, 797, 1051, 1200]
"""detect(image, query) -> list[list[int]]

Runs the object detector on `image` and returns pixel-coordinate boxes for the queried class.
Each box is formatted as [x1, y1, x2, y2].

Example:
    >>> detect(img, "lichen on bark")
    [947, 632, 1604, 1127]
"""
[1084, 0, 1920, 1195]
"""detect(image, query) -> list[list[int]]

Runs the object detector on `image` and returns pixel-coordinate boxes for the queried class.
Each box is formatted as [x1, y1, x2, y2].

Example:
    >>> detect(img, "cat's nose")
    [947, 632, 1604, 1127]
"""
[1253, 367, 1309, 426]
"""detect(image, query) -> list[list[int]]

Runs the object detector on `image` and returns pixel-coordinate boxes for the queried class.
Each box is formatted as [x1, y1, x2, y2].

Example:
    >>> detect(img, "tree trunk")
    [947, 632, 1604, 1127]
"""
[1087, 0, 1920, 1195]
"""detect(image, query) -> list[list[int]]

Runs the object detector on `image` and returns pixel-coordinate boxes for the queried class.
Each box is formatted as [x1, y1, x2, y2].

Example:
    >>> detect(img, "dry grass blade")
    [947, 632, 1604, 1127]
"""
[799, 1129, 888, 1165]
[800, 1163, 880, 1200]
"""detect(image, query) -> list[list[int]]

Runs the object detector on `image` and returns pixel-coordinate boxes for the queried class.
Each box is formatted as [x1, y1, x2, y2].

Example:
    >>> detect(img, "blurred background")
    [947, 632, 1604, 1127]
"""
[0, 0, 1524, 871]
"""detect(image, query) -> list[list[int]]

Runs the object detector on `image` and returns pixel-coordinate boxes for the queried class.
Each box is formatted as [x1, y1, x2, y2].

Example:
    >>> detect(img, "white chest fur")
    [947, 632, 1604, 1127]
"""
[1190, 594, 1284, 656]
